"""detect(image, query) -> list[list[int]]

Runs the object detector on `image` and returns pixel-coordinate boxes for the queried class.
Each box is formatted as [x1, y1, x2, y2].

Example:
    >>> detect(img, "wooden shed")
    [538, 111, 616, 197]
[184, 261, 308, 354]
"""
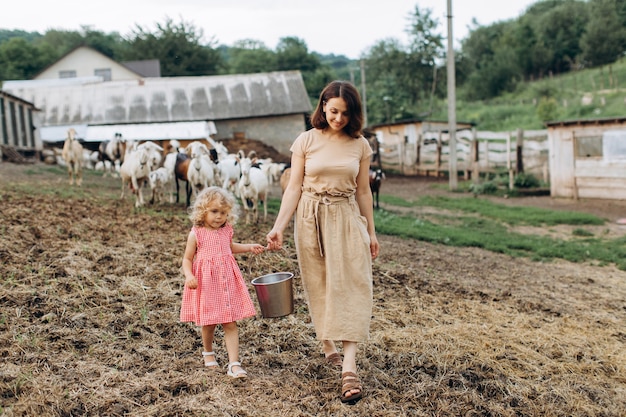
[0, 90, 42, 161]
[547, 117, 626, 200]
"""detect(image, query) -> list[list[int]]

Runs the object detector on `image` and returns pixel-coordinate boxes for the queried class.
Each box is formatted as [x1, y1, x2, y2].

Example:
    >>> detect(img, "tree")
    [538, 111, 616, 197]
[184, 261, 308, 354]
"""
[275, 37, 319, 73]
[227, 39, 277, 74]
[0, 37, 44, 80]
[581, 0, 625, 66]
[362, 5, 444, 124]
[125, 17, 223, 76]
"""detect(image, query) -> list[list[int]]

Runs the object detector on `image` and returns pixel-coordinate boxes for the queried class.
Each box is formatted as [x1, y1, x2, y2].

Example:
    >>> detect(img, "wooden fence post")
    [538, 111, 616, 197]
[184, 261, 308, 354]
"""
[507, 133, 514, 190]
[436, 131, 442, 177]
[472, 128, 480, 183]
[516, 128, 524, 174]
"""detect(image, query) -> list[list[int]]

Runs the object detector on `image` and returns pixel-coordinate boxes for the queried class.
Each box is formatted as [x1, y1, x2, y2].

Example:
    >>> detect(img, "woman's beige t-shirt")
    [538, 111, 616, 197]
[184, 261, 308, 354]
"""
[290, 129, 373, 196]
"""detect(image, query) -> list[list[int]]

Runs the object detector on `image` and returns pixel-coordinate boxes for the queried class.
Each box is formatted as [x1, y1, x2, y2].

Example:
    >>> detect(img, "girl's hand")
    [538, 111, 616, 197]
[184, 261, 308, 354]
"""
[185, 276, 198, 289]
[249, 243, 265, 255]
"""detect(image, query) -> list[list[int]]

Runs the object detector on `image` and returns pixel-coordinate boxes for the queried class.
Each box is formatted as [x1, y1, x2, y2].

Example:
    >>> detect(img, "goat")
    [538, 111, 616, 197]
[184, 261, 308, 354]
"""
[186, 142, 216, 201]
[139, 141, 164, 171]
[149, 167, 171, 204]
[237, 153, 268, 224]
[205, 136, 242, 194]
[174, 152, 193, 207]
[217, 151, 243, 195]
[98, 133, 126, 177]
[120, 144, 151, 208]
[61, 128, 84, 186]
[261, 161, 286, 186]
[369, 168, 385, 209]
[280, 166, 291, 195]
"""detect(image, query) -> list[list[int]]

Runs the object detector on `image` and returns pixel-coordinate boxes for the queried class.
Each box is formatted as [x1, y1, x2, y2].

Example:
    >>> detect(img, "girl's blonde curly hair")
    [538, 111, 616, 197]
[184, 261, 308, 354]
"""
[188, 186, 240, 227]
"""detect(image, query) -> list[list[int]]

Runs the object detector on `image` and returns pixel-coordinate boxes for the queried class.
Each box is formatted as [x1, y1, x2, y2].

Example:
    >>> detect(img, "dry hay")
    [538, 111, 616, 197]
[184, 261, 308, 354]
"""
[0, 163, 625, 417]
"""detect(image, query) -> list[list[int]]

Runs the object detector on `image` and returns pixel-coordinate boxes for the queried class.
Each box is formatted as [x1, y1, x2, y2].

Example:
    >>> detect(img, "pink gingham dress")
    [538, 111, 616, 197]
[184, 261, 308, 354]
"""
[180, 224, 256, 326]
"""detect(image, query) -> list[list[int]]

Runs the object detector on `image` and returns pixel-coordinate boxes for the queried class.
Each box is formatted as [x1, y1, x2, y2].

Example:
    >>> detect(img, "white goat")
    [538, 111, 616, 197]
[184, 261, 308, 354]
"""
[217, 150, 243, 195]
[120, 144, 151, 208]
[262, 161, 286, 185]
[205, 136, 242, 194]
[237, 153, 268, 224]
[139, 141, 164, 171]
[149, 167, 171, 204]
[61, 128, 84, 186]
[186, 142, 216, 200]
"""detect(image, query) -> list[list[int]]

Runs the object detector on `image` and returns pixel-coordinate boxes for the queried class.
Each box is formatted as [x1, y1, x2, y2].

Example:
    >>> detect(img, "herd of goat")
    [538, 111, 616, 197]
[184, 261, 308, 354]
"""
[55, 129, 385, 223]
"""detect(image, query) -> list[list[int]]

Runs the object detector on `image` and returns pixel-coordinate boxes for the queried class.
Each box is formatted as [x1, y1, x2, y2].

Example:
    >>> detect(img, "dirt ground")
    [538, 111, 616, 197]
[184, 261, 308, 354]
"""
[0, 159, 625, 417]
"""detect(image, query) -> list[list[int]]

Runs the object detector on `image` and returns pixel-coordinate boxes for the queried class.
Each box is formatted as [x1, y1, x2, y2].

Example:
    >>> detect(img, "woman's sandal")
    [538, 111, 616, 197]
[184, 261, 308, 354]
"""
[202, 351, 219, 369]
[325, 352, 343, 368]
[340, 371, 363, 404]
[227, 361, 248, 379]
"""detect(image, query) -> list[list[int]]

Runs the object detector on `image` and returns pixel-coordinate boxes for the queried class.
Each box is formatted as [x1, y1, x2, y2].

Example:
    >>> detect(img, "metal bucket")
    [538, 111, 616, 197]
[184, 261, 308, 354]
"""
[251, 272, 294, 318]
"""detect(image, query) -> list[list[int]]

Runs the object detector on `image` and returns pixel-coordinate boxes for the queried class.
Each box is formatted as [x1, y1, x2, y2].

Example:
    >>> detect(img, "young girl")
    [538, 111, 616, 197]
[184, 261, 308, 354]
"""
[180, 186, 265, 378]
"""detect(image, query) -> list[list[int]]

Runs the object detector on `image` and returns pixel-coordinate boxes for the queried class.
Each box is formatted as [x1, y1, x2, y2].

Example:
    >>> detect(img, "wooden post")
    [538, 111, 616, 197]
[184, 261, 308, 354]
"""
[507, 133, 514, 190]
[472, 128, 480, 183]
[516, 128, 524, 174]
[436, 131, 442, 177]
[572, 133, 579, 200]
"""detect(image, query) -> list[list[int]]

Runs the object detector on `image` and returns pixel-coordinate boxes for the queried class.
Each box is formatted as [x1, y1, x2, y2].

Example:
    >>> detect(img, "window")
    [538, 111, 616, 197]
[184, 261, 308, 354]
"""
[94, 68, 112, 81]
[59, 70, 76, 78]
[575, 130, 626, 161]
[575, 135, 602, 158]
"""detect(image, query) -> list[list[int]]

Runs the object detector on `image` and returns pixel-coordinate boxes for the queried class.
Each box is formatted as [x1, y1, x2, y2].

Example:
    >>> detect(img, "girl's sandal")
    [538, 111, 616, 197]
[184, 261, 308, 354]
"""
[340, 371, 363, 404]
[202, 351, 219, 369]
[227, 361, 248, 379]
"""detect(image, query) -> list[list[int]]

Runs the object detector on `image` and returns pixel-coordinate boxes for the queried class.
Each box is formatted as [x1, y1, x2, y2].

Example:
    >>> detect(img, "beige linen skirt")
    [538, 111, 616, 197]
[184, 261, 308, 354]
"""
[295, 191, 373, 342]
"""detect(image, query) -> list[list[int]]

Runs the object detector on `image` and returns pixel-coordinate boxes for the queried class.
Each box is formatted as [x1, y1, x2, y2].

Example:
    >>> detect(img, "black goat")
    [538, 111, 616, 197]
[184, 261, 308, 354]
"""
[369, 168, 385, 209]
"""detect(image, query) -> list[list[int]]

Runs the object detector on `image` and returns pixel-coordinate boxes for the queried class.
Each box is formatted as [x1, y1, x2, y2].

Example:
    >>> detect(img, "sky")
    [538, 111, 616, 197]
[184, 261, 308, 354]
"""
[1, 0, 539, 59]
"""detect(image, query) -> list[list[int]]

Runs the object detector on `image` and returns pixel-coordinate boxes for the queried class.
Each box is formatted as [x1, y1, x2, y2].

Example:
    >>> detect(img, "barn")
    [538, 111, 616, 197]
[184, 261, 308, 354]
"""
[2, 46, 312, 156]
[547, 117, 626, 200]
[0, 90, 42, 162]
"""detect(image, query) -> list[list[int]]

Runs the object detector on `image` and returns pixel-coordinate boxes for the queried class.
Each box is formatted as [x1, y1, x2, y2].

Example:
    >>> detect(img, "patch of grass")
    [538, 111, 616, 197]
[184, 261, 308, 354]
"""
[374, 210, 626, 269]
[415, 196, 604, 226]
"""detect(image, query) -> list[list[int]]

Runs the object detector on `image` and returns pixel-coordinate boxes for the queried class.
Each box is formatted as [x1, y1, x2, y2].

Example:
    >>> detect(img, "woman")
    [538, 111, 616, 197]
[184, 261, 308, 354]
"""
[266, 80, 379, 404]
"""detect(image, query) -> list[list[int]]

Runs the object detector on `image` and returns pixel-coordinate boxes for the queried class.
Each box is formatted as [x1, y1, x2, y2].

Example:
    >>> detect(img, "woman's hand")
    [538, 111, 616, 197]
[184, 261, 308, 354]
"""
[266, 229, 284, 251]
[370, 234, 380, 259]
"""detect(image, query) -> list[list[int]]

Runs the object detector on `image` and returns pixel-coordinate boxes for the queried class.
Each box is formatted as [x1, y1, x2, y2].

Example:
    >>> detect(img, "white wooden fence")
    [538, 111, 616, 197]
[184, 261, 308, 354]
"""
[377, 129, 549, 182]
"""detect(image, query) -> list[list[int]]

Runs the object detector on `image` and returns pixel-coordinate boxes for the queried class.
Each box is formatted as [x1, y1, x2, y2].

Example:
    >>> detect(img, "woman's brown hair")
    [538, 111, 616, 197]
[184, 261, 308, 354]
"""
[309, 80, 363, 138]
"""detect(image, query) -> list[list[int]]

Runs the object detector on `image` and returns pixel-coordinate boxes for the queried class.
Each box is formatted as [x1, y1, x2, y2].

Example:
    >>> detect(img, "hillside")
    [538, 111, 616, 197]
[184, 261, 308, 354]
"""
[430, 57, 626, 131]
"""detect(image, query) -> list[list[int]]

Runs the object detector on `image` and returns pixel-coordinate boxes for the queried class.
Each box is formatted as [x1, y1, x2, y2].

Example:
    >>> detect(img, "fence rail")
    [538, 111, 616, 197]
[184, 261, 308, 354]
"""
[378, 128, 549, 183]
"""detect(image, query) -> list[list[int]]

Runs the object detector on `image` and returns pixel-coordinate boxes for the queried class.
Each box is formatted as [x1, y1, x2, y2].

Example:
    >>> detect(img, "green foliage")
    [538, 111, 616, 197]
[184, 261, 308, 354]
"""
[536, 97, 559, 122]
[468, 181, 499, 195]
[514, 173, 541, 189]
[125, 17, 223, 76]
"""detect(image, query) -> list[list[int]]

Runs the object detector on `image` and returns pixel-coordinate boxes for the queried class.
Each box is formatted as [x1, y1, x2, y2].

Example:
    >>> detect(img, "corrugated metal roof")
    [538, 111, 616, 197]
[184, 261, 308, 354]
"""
[3, 71, 311, 127]
[39, 121, 217, 143]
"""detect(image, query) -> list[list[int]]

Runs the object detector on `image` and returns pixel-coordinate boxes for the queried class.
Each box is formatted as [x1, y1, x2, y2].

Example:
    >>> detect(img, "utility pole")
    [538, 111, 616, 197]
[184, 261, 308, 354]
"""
[360, 59, 368, 127]
[447, 0, 458, 190]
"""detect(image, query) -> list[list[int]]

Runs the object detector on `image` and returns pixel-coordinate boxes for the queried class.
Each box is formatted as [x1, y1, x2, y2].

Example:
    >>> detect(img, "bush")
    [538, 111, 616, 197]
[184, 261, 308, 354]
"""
[469, 181, 499, 195]
[514, 172, 540, 188]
